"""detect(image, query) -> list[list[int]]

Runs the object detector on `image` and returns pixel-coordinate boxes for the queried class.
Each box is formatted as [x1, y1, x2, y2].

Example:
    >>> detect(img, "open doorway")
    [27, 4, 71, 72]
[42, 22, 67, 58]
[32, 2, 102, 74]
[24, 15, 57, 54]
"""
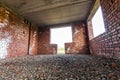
[50, 26, 72, 54]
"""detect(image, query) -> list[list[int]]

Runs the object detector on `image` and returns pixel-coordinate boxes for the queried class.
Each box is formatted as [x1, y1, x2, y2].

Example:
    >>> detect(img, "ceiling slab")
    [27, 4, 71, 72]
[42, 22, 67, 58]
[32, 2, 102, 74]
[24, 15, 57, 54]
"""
[0, 0, 95, 26]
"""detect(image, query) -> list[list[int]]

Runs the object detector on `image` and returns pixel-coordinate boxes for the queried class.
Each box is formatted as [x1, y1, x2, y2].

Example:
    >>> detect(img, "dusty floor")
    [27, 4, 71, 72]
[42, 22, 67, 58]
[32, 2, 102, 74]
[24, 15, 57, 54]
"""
[0, 54, 120, 80]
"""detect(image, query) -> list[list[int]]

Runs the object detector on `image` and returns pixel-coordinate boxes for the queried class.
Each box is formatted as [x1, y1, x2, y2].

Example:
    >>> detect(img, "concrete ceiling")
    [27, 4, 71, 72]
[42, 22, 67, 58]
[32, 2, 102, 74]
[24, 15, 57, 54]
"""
[0, 0, 95, 26]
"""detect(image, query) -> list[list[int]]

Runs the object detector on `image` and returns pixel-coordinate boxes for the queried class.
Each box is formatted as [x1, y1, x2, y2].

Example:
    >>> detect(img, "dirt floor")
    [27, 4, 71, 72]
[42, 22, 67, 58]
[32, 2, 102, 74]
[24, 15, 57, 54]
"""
[0, 54, 120, 80]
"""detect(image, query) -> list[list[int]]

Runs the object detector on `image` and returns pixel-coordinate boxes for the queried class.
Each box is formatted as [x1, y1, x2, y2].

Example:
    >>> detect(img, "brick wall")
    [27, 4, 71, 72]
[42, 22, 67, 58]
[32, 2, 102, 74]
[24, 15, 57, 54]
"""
[0, 6, 30, 58]
[29, 25, 38, 55]
[87, 21, 94, 40]
[65, 22, 89, 54]
[89, 0, 120, 59]
[38, 27, 57, 54]
[0, 5, 39, 58]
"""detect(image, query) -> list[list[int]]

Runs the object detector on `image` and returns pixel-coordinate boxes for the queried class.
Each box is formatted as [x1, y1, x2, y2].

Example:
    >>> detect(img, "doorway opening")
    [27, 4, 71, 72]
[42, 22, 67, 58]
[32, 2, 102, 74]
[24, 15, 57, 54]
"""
[50, 26, 72, 54]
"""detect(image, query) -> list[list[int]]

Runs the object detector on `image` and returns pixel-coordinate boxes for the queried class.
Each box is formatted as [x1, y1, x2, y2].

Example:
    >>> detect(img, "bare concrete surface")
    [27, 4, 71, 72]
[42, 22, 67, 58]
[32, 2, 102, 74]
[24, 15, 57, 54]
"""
[0, 54, 120, 80]
[0, 0, 94, 26]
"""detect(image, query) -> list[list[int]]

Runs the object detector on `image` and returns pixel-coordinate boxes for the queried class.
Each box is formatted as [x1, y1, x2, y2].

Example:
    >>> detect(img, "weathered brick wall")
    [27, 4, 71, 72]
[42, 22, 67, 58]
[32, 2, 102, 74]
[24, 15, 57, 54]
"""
[65, 22, 89, 54]
[90, 0, 120, 59]
[87, 21, 94, 40]
[38, 27, 57, 54]
[0, 6, 30, 58]
[29, 25, 38, 55]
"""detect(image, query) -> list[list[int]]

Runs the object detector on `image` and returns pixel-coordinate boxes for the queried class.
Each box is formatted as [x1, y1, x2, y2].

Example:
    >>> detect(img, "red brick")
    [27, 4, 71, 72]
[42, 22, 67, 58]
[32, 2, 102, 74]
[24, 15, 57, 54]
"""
[89, 0, 120, 59]
[0, 6, 30, 58]
[29, 25, 38, 55]
[38, 27, 57, 54]
[65, 22, 89, 54]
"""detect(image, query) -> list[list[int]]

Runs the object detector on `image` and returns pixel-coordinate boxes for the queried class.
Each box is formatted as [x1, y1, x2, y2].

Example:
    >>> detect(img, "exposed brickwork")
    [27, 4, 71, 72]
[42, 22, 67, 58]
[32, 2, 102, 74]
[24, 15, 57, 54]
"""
[65, 22, 89, 54]
[29, 25, 38, 55]
[87, 21, 94, 40]
[89, 0, 120, 59]
[0, 6, 30, 58]
[38, 27, 57, 54]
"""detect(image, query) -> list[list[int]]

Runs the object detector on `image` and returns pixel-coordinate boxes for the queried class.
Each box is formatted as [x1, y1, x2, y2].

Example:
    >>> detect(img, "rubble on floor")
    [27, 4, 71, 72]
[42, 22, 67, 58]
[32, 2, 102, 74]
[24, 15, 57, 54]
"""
[0, 54, 120, 80]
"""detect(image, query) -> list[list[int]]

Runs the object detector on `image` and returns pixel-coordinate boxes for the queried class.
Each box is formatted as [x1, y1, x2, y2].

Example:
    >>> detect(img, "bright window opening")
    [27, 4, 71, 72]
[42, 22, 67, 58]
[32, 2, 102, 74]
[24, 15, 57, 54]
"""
[50, 26, 72, 54]
[92, 6, 105, 37]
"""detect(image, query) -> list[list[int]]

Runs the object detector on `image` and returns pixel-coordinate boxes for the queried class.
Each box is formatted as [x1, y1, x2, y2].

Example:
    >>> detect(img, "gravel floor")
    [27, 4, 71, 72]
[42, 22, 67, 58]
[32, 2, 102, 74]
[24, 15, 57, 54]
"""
[0, 54, 120, 80]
